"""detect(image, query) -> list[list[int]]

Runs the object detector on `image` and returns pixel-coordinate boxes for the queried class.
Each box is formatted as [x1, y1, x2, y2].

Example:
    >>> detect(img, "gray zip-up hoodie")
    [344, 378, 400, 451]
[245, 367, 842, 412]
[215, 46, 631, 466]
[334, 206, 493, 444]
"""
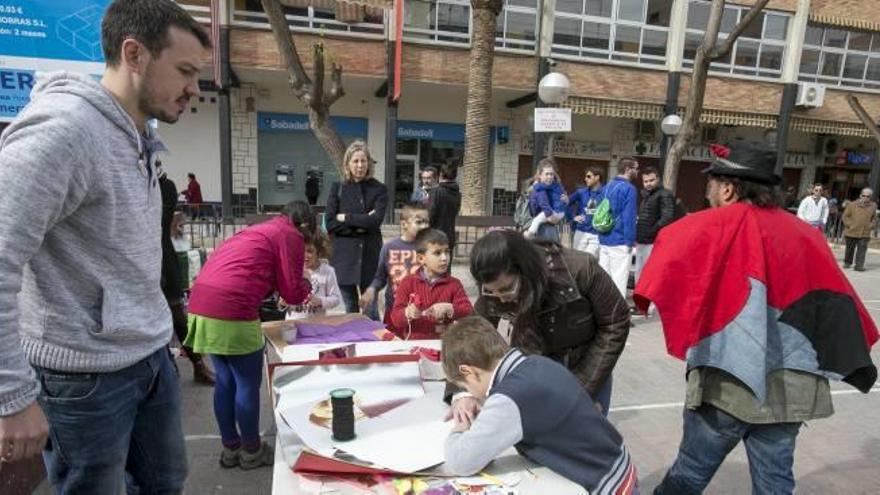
[0, 72, 172, 416]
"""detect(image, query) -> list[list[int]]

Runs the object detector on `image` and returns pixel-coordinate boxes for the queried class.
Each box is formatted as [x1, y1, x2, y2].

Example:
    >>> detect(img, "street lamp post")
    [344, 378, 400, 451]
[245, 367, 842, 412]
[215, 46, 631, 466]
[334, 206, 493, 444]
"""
[659, 113, 682, 170]
[532, 70, 570, 171]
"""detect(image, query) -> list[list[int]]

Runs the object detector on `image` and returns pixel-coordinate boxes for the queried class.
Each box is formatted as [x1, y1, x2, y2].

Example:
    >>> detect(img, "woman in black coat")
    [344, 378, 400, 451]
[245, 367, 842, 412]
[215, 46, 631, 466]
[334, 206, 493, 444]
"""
[325, 140, 388, 317]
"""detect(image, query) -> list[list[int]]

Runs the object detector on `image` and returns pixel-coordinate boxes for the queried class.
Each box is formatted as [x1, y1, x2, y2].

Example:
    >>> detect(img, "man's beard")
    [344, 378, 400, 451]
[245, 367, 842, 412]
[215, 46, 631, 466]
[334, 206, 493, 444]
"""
[138, 65, 182, 125]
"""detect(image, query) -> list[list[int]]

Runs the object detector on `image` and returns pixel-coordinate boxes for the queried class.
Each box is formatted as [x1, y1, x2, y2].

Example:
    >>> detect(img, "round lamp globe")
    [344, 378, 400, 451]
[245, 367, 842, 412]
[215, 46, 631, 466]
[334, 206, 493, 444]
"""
[538, 72, 571, 104]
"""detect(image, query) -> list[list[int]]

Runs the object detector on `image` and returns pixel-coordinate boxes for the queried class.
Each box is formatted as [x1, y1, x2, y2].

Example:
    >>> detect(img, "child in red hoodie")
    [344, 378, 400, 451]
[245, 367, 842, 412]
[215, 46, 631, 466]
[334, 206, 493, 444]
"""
[390, 229, 473, 339]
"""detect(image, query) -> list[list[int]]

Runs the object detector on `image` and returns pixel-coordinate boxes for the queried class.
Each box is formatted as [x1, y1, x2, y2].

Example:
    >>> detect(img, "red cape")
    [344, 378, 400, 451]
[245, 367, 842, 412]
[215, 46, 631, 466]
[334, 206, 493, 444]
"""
[635, 203, 878, 394]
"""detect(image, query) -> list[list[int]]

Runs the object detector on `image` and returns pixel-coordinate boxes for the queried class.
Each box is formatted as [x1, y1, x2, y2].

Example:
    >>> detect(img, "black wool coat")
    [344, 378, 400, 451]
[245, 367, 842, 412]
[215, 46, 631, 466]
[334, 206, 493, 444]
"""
[325, 178, 389, 286]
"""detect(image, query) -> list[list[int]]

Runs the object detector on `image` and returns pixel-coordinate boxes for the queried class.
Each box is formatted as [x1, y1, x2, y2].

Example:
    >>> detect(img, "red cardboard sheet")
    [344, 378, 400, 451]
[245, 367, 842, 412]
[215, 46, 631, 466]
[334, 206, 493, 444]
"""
[292, 451, 401, 476]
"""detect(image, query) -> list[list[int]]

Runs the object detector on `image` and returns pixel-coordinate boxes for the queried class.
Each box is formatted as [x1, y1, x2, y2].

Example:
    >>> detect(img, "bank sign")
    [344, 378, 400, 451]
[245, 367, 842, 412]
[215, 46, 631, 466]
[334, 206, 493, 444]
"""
[0, 1, 109, 121]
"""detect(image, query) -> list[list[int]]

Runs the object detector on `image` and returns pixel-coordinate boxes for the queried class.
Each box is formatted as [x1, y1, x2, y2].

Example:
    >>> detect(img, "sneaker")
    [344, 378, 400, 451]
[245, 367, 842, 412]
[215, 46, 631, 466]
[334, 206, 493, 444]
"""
[843, 264, 852, 269]
[854, 267, 866, 272]
[219, 447, 240, 468]
[239, 441, 274, 470]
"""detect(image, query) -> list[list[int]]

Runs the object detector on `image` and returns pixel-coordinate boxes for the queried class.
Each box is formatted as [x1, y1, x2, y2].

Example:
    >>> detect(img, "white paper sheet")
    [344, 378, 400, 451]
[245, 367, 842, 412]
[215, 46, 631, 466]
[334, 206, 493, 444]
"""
[329, 393, 453, 473]
[273, 360, 425, 416]
[334, 419, 453, 473]
[281, 387, 453, 474]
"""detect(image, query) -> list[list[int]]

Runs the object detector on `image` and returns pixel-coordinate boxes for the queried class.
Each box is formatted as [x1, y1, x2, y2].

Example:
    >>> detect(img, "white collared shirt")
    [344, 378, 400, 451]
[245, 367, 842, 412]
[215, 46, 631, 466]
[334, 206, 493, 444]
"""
[797, 195, 829, 224]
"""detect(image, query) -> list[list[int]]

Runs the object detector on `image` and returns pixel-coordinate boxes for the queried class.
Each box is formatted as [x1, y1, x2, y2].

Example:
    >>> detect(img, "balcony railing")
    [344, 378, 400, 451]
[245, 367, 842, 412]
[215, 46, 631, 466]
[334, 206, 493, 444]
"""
[173, 0, 537, 53]
[232, 5, 387, 40]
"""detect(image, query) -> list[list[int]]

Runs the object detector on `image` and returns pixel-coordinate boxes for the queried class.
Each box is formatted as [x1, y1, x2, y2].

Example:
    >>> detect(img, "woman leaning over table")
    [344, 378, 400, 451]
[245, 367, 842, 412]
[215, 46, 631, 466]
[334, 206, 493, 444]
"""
[446, 230, 630, 421]
[185, 201, 314, 470]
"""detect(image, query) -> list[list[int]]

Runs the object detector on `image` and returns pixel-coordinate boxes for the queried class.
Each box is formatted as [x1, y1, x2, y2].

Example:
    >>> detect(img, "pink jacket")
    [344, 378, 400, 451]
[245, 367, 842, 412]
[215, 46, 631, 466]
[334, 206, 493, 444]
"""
[188, 216, 311, 321]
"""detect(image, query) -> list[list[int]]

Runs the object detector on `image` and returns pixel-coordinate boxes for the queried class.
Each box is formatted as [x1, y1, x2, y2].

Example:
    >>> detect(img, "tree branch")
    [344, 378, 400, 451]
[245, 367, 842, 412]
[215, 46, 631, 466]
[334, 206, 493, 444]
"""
[311, 43, 326, 113]
[700, 0, 725, 59]
[711, 0, 770, 60]
[847, 93, 880, 143]
[325, 62, 346, 106]
[260, 0, 312, 98]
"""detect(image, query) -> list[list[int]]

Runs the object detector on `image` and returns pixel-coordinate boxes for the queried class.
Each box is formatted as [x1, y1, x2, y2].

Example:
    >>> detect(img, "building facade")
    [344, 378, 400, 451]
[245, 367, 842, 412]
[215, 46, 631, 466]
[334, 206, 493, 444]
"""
[5, 0, 877, 215]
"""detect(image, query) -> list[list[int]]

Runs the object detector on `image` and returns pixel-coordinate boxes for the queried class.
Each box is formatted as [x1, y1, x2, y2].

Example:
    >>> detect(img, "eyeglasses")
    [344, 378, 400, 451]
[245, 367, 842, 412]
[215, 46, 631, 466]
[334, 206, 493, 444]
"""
[481, 277, 520, 298]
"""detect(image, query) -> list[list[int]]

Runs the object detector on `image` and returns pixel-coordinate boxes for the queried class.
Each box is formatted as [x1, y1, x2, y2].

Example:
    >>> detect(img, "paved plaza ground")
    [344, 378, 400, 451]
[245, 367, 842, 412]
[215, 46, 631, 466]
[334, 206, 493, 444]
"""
[30, 246, 880, 494]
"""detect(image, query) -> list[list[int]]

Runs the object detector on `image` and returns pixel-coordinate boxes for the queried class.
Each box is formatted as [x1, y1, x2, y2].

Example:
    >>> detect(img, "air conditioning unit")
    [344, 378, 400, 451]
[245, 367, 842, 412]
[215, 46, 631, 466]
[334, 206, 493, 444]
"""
[796, 82, 826, 108]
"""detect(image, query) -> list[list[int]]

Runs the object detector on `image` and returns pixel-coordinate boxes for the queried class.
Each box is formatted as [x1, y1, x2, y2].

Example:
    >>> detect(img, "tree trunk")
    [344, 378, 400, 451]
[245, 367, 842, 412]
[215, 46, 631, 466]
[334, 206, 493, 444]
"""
[261, 0, 347, 176]
[663, 0, 769, 192]
[461, 0, 503, 216]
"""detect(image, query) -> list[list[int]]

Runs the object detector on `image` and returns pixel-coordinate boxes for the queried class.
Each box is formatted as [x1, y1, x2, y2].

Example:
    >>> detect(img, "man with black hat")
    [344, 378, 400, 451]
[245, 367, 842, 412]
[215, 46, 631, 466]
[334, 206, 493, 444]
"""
[634, 142, 878, 494]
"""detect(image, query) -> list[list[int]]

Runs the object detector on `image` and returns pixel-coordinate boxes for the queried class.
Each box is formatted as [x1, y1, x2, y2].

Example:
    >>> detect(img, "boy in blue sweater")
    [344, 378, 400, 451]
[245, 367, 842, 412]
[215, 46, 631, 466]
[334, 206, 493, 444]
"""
[359, 202, 430, 323]
[526, 162, 568, 239]
[442, 316, 638, 494]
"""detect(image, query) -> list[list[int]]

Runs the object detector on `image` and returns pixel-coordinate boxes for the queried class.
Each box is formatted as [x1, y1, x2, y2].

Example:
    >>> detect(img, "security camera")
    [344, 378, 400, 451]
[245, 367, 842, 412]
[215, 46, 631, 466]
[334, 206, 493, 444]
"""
[546, 58, 558, 68]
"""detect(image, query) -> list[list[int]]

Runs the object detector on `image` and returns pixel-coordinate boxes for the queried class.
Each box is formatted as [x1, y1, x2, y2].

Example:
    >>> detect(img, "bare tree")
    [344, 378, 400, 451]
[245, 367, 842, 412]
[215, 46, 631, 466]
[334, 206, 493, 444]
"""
[663, 0, 770, 192]
[847, 93, 880, 190]
[847, 94, 880, 143]
[261, 0, 347, 175]
[461, 0, 504, 215]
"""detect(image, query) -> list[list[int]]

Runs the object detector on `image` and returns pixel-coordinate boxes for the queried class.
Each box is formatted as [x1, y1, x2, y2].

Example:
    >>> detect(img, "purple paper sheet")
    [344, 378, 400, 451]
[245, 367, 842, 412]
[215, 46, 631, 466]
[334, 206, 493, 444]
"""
[293, 318, 387, 344]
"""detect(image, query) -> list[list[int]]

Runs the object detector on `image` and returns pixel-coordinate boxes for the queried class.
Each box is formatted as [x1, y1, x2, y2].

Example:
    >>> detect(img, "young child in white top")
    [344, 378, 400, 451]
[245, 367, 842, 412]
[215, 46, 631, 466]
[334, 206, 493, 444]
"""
[285, 233, 342, 320]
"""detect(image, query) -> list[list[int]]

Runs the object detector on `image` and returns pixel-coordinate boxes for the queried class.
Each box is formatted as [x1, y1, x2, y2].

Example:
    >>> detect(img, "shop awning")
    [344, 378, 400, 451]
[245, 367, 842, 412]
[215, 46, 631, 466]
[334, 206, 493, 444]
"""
[565, 97, 664, 120]
[808, 13, 880, 34]
[698, 109, 779, 128]
[791, 117, 872, 138]
[567, 96, 875, 138]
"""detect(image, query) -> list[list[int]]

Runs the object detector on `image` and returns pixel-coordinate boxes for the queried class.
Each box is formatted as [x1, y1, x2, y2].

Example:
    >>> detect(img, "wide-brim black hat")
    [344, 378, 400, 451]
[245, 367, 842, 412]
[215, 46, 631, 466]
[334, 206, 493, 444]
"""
[701, 142, 781, 185]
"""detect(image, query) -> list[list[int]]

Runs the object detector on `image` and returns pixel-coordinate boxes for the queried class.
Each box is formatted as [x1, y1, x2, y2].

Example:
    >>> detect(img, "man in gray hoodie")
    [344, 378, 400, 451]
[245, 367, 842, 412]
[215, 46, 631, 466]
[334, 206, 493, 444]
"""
[0, 1, 211, 492]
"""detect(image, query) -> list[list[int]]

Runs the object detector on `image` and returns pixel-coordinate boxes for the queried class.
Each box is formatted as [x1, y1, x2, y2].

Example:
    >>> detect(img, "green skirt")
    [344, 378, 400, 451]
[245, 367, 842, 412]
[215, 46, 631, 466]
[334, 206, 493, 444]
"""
[185, 314, 263, 356]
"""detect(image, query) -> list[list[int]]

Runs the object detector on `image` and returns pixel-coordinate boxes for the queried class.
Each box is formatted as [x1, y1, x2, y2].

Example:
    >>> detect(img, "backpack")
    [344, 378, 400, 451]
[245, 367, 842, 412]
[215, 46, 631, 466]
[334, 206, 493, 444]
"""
[592, 197, 615, 233]
[514, 192, 533, 231]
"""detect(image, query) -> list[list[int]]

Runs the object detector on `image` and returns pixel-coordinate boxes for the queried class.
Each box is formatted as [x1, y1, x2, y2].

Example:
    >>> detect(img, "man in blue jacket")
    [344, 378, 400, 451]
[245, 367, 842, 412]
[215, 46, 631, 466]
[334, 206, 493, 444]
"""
[599, 157, 639, 297]
[567, 166, 605, 259]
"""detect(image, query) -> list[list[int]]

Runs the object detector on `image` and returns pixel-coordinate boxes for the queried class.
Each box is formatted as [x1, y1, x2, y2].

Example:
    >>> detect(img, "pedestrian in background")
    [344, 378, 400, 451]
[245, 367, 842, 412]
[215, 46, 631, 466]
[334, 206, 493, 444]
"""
[598, 157, 639, 297]
[525, 158, 568, 242]
[797, 183, 829, 231]
[568, 166, 604, 260]
[326, 140, 388, 317]
[842, 187, 878, 272]
[158, 162, 215, 384]
[428, 159, 462, 255]
[634, 166, 674, 284]
[411, 166, 438, 204]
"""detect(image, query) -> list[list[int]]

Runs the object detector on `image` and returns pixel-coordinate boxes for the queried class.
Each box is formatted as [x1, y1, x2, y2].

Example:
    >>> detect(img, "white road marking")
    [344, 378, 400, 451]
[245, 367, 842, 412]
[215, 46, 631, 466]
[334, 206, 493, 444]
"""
[185, 434, 221, 441]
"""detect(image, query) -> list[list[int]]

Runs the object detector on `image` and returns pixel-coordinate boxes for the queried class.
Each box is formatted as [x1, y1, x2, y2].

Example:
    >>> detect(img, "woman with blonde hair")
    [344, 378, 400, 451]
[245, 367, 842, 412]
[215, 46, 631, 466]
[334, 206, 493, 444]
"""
[326, 140, 388, 316]
[526, 158, 568, 242]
